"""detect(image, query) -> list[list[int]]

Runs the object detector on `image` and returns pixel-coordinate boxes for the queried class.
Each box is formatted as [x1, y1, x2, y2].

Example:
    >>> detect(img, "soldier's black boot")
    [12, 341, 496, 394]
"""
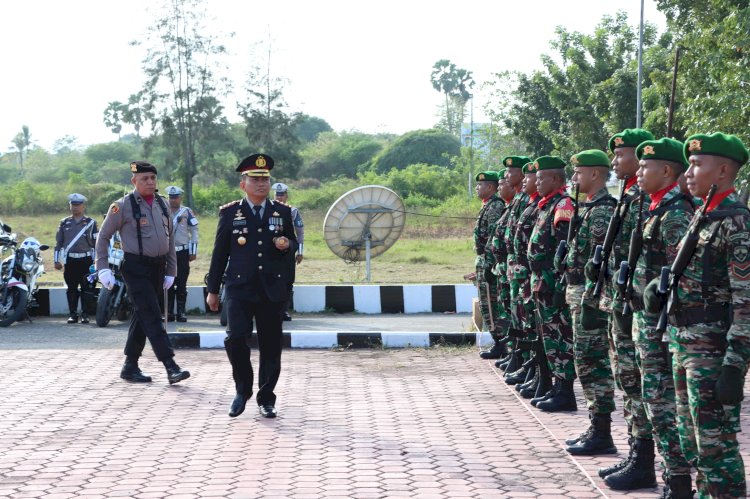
[176, 301, 187, 322]
[565, 412, 593, 446]
[566, 413, 617, 455]
[501, 348, 521, 373]
[480, 338, 505, 359]
[598, 437, 634, 478]
[515, 360, 537, 391]
[536, 378, 577, 412]
[604, 437, 657, 490]
[120, 357, 152, 383]
[163, 358, 191, 385]
[531, 376, 557, 407]
[664, 474, 694, 499]
[519, 368, 540, 398]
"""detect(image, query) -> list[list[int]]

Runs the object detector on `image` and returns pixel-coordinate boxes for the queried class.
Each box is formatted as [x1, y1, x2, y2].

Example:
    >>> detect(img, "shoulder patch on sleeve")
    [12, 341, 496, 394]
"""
[109, 203, 120, 215]
[553, 197, 574, 226]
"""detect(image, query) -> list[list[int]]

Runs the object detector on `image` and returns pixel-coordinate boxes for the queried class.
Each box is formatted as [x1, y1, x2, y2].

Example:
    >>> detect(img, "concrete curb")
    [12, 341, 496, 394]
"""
[168, 331, 492, 349]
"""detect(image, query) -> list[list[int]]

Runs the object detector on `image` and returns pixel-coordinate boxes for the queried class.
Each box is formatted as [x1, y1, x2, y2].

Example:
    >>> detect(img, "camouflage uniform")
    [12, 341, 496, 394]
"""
[512, 193, 540, 335]
[601, 180, 653, 439]
[566, 187, 617, 414]
[491, 197, 516, 331]
[529, 188, 575, 380]
[669, 190, 750, 498]
[505, 191, 532, 333]
[474, 193, 506, 337]
[632, 184, 693, 477]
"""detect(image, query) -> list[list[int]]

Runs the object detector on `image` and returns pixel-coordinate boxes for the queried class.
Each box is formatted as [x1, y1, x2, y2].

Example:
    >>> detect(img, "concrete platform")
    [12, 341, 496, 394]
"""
[1, 347, 749, 498]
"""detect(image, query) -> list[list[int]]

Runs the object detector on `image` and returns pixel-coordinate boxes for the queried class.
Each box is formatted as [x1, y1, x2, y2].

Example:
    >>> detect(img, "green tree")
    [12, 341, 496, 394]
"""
[11, 125, 32, 174]
[431, 60, 475, 137]
[132, 0, 231, 208]
[369, 129, 460, 174]
[299, 131, 386, 179]
[295, 115, 333, 143]
[103, 101, 124, 138]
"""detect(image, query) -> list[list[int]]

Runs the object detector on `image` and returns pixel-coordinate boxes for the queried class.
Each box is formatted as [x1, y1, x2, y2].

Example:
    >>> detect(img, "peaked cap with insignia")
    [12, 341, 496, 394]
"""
[237, 154, 274, 176]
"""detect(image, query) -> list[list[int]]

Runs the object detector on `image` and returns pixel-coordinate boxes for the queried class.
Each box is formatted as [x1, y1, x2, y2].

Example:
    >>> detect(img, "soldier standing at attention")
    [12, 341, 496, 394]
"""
[590, 128, 657, 488]
[527, 156, 577, 412]
[630, 138, 695, 498]
[206, 154, 298, 419]
[558, 150, 618, 455]
[272, 182, 304, 322]
[165, 186, 199, 323]
[474, 171, 506, 359]
[650, 133, 750, 498]
[96, 161, 190, 385]
[511, 161, 543, 398]
[55, 193, 98, 324]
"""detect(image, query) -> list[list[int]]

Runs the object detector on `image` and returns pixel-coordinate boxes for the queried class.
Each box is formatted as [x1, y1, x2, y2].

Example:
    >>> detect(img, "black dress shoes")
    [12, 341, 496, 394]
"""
[79, 315, 89, 324]
[229, 393, 249, 417]
[259, 404, 277, 418]
[283, 312, 292, 321]
[67, 315, 78, 324]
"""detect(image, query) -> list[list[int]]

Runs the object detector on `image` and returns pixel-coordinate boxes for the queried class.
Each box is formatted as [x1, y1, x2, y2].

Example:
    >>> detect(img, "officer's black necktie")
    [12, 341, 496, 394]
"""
[253, 205, 262, 224]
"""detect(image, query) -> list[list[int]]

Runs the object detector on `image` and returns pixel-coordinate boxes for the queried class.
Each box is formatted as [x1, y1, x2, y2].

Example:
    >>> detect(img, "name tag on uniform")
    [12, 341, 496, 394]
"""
[233, 220, 247, 227]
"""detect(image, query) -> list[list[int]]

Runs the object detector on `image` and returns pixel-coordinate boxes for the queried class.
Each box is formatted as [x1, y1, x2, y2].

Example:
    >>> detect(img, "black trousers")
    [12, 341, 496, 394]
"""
[225, 294, 284, 406]
[121, 254, 174, 362]
[64, 256, 93, 315]
[167, 250, 190, 314]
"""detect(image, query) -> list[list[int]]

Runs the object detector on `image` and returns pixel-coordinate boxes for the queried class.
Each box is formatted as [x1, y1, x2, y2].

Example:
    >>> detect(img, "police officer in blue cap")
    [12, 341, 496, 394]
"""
[55, 193, 98, 324]
[165, 186, 199, 322]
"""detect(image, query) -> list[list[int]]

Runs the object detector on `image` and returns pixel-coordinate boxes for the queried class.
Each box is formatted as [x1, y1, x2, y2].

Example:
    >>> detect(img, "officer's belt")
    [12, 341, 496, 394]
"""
[669, 302, 731, 328]
[175, 244, 190, 252]
[529, 260, 553, 272]
[67, 251, 93, 259]
[564, 271, 584, 285]
[124, 252, 167, 266]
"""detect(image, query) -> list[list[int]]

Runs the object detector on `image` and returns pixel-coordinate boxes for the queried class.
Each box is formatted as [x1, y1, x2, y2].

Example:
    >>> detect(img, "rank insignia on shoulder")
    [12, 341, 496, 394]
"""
[219, 200, 241, 212]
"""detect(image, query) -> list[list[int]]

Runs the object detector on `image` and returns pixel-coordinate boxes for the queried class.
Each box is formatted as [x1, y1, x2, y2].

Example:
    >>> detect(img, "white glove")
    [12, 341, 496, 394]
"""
[163, 275, 175, 290]
[98, 269, 115, 290]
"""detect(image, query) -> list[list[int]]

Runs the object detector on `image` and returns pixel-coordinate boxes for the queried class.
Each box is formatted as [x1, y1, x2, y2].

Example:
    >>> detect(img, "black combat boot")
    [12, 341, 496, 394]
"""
[519, 369, 540, 398]
[120, 357, 152, 383]
[604, 437, 657, 490]
[531, 376, 557, 406]
[664, 474, 694, 499]
[515, 361, 537, 392]
[598, 437, 634, 478]
[565, 412, 593, 445]
[566, 413, 617, 455]
[536, 378, 577, 412]
[479, 337, 506, 359]
[505, 360, 529, 385]
[501, 348, 521, 373]
[176, 300, 187, 322]
[163, 358, 191, 385]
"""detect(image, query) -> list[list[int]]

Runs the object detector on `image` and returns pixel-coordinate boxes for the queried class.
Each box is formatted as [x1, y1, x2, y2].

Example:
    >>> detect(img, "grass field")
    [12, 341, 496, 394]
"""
[3, 208, 478, 287]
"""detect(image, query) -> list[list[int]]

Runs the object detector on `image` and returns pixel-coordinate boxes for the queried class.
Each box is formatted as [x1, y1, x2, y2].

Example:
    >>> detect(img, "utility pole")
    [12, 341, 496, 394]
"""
[636, 0, 644, 128]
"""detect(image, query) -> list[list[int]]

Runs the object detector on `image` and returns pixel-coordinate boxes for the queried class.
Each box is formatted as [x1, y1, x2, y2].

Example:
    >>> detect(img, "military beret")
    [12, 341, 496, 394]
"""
[534, 156, 566, 171]
[684, 132, 749, 166]
[502, 156, 532, 169]
[130, 160, 157, 175]
[475, 171, 500, 182]
[272, 182, 289, 194]
[608, 128, 655, 152]
[636, 138, 688, 168]
[496, 168, 508, 180]
[237, 153, 274, 176]
[522, 161, 537, 175]
[67, 193, 87, 204]
[571, 150, 611, 168]
[165, 186, 184, 197]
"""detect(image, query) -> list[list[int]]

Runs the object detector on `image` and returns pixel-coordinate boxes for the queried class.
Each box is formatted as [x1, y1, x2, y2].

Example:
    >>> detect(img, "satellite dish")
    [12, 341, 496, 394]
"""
[323, 185, 406, 281]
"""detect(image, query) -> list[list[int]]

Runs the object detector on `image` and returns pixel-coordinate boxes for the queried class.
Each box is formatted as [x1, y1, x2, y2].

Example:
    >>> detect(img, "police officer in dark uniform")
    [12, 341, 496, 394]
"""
[206, 154, 298, 419]
[54, 193, 98, 324]
[96, 161, 190, 385]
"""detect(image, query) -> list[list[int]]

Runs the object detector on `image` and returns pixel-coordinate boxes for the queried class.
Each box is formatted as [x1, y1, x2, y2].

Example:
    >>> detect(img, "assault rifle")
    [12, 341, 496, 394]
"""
[591, 177, 630, 296]
[617, 191, 645, 315]
[655, 184, 718, 332]
[555, 182, 580, 285]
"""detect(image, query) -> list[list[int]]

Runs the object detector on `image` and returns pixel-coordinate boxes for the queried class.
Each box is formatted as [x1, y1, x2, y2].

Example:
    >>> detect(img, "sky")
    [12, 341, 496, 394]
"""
[0, 0, 666, 152]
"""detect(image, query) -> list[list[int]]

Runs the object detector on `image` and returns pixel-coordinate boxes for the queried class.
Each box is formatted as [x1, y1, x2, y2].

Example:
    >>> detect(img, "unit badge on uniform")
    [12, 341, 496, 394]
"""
[110, 203, 120, 215]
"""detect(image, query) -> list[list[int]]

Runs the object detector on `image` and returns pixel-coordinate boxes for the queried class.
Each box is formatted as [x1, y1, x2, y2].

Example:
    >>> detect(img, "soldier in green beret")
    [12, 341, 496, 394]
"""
[474, 171, 507, 358]
[590, 128, 657, 489]
[558, 150, 619, 456]
[527, 156, 578, 412]
[511, 161, 544, 397]
[626, 138, 695, 497]
[646, 132, 750, 498]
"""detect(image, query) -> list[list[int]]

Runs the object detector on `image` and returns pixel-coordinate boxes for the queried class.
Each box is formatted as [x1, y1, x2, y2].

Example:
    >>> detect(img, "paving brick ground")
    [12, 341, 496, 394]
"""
[1, 347, 748, 498]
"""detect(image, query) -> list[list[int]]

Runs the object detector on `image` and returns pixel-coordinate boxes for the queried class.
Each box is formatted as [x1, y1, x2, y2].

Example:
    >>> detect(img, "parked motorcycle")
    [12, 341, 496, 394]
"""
[0, 224, 49, 327]
[94, 234, 132, 327]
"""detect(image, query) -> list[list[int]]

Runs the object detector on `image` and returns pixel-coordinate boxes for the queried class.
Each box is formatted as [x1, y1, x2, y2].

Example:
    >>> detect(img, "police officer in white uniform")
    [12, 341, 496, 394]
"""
[272, 182, 304, 321]
[54, 193, 98, 324]
[165, 186, 199, 322]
